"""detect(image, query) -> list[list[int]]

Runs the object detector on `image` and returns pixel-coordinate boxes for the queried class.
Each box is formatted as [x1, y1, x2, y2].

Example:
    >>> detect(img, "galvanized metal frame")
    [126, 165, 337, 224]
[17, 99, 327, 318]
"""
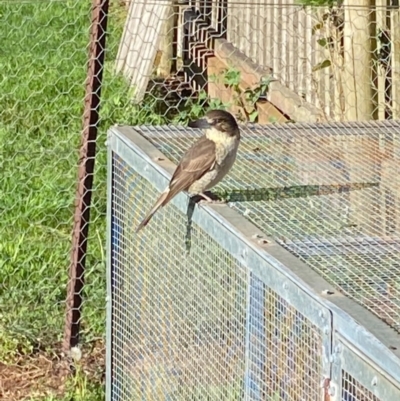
[331, 332, 400, 400]
[106, 125, 400, 400]
[106, 131, 114, 401]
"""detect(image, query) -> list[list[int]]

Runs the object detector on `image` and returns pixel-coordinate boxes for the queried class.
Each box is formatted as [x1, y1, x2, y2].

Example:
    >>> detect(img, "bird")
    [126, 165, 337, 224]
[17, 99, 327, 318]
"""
[135, 109, 241, 232]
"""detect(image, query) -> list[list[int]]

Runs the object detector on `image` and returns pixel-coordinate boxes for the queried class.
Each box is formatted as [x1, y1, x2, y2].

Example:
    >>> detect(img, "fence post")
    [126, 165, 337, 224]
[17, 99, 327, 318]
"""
[391, 8, 400, 119]
[343, 0, 376, 120]
[63, 0, 110, 353]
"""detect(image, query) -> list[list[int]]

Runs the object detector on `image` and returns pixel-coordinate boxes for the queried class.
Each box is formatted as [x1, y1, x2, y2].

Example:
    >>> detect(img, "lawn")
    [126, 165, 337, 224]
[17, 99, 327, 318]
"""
[0, 0, 171, 399]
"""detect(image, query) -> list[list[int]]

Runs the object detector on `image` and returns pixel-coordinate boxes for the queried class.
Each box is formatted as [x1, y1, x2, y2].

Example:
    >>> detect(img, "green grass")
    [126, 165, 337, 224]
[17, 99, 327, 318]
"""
[0, 0, 178, 398]
[0, 0, 220, 398]
[1, 0, 95, 353]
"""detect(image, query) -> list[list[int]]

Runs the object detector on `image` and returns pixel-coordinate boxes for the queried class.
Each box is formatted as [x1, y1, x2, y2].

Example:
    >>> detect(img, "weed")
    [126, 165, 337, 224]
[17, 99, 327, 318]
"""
[210, 66, 272, 122]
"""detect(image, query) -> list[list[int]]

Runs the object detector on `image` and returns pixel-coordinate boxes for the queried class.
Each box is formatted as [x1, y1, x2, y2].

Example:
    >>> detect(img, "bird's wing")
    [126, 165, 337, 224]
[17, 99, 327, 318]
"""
[135, 136, 216, 232]
[168, 136, 216, 196]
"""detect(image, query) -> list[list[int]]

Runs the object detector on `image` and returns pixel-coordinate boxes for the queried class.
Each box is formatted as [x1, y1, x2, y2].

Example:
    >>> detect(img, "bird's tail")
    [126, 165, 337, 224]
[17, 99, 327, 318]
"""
[135, 189, 170, 233]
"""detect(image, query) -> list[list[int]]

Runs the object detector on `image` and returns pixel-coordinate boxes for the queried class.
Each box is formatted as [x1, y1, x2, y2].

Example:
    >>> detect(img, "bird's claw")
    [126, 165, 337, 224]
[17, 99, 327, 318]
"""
[197, 192, 227, 204]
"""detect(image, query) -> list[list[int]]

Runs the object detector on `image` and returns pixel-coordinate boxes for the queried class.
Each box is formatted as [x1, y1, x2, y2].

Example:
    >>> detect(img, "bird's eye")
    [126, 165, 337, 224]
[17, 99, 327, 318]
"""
[213, 119, 220, 124]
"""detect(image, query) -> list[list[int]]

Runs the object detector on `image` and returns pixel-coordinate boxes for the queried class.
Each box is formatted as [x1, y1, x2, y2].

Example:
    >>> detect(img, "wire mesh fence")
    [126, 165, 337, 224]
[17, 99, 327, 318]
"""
[335, 332, 400, 401]
[116, 0, 400, 123]
[0, 0, 131, 398]
[140, 122, 400, 333]
[110, 154, 250, 399]
[2, 0, 400, 399]
[107, 124, 400, 401]
[225, 1, 400, 121]
[107, 127, 331, 401]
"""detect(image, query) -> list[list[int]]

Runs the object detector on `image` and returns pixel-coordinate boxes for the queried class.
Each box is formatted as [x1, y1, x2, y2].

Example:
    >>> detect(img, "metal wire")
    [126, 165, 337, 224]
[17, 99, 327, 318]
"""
[139, 122, 400, 334]
[111, 154, 248, 399]
[342, 371, 381, 401]
[3, 0, 400, 398]
[115, 0, 400, 121]
[246, 275, 322, 400]
[110, 150, 325, 400]
[1, 0, 127, 397]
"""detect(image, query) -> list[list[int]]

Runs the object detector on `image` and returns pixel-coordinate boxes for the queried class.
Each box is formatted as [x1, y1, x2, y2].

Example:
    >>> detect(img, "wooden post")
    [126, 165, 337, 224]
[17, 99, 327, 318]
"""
[115, 0, 171, 102]
[342, 0, 376, 121]
[156, 3, 175, 77]
[375, 0, 387, 119]
[330, 9, 346, 121]
[391, 8, 400, 119]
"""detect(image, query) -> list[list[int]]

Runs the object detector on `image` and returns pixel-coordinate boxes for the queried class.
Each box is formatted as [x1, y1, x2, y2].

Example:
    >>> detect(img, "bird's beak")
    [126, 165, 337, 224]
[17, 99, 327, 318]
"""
[188, 118, 212, 129]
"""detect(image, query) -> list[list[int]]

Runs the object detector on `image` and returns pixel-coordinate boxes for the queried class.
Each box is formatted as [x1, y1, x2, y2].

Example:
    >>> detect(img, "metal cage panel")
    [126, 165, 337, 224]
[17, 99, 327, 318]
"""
[332, 333, 400, 401]
[135, 122, 400, 333]
[107, 123, 400, 401]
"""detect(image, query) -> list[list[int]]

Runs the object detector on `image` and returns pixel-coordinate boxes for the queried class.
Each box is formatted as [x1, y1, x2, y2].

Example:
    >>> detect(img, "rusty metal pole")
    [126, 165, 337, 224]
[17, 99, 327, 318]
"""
[63, 0, 110, 353]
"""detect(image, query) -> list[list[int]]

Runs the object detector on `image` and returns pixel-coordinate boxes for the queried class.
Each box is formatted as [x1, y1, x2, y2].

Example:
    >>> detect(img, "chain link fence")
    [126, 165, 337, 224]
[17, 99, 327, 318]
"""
[2, 0, 400, 399]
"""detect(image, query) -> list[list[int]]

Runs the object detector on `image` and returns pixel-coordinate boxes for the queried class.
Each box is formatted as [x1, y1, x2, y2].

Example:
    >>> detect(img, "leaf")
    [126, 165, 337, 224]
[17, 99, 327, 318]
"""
[245, 89, 260, 104]
[260, 82, 270, 95]
[208, 98, 229, 110]
[191, 104, 203, 116]
[198, 90, 208, 100]
[302, 0, 336, 6]
[249, 110, 258, 122]
[261, 76, 272, 85]
[232, 85, 242, 95]
[322, 12, 330, 21]
[317, 38, 328, 47]
[312, 59, 331, 72]
[224, 67, 241, 87]
[312, 23, 323, 35]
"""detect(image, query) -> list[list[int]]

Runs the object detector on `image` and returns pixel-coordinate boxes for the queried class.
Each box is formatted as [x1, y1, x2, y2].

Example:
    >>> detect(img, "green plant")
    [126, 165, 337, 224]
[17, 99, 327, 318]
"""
[310, 7, 344, 72]
[172, 90, 230, 124]
[172, 90, 209, 124]
[288, 4, 345, 119]
[63, 348, 105, 401]
[211, 66, 272, 122]
[297, 0, 339, 7]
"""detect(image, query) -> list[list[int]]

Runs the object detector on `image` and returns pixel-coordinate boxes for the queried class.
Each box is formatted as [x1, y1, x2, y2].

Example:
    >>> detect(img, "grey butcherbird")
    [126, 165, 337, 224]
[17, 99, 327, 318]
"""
[135, 109, 240, 232]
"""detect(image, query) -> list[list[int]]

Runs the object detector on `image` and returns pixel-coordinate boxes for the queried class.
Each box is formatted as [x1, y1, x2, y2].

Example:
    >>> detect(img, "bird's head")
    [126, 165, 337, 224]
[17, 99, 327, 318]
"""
[188, 109, 240, 139]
